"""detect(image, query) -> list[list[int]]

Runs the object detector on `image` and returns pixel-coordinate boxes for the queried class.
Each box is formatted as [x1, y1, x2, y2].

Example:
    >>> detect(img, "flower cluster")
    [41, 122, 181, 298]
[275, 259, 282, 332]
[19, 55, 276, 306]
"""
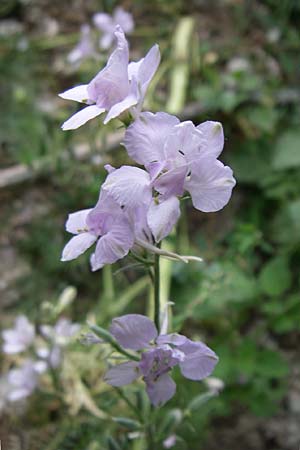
[1, 315, 79, 402]
[60, 28, 235, 270]
[59, 24, 235, 406]
[99, 314, 218, 406]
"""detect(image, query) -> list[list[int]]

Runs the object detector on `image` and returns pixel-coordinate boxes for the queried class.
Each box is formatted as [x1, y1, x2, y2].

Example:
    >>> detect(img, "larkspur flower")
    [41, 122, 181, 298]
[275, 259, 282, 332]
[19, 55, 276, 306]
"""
[61, 189, 135, 271]
[61, 164, 186, 270]
[67, 25, 97, 66]
[7, 359, 46, 402]
[124, 112, 236, 212]
[104, 314, 218, 407]
[93, 7, 134, 50]
[59, 26, 160, 129]
[2, 316, 35, 354]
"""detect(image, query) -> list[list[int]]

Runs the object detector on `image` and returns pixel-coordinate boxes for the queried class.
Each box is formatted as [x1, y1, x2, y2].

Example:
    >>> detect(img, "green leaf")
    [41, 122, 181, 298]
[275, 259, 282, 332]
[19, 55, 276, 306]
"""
[273, 129, 300, 170]
[259, 256, 291, 296]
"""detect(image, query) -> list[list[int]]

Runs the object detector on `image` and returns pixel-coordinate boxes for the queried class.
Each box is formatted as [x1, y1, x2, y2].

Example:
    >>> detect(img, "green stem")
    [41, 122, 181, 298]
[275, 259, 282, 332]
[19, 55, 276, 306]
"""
[154, 243, 161, 331]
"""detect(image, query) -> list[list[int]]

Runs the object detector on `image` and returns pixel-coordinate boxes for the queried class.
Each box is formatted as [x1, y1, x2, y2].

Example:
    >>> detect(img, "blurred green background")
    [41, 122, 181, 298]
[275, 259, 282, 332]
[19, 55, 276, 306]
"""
[1, 0, 300, 449]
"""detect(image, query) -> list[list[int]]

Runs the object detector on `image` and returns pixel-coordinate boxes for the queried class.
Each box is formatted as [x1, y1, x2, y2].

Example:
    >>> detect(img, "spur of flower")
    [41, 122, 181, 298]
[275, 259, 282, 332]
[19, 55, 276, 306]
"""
[102, 314, 218, 406]
[93, 7, 134, 50]
[59, 26, 160, 129]
[124, 112, 236, 212]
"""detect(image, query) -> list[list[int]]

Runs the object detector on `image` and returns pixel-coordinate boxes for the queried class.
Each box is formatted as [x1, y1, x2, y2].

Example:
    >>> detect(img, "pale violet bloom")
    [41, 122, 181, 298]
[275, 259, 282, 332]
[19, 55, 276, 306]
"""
[7, 359, 46, 402]
[59, 26, 160, 129]
[163, 435, 177, 449]
[104, 314, 218, 407]
[93, 7, 134, 50]
[2, 316, 35, 354]
[61, 189, 135, 271]
[124, 112, 236, 213]
[67, 25, 97, 66]
[39, 318, 80, 368]
[61, 165, 181, 270]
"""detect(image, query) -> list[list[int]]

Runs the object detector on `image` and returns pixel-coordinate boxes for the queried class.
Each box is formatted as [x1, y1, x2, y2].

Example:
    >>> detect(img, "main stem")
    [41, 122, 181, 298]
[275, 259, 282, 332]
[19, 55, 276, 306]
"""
[154, 245, 161, 331]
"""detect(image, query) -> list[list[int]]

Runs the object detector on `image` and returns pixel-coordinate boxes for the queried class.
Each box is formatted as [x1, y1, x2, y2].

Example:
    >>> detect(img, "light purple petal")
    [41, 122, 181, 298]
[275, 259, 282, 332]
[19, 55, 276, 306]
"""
[132, 44, 160, 109]
[93, 12, 113, 32]
[147, 196, 180, 242]
[179, 341, 219, 381]
[196, 121, 224, 158]
[156, 333, 188, 346]
[65, 209, 92, 235]
[99, 33, 115, 51]
[59, 84, 89, 103]
[110, 314, 157, 350]
[154, 164, 187, 199]
[185, 156, 236, 212]
[101, 166, 151, 209]
[113, 7, 134, 34]
[61, 105, 105, 130]
[61, 232, 97, 261]
[103, 81, 138, 124]
[87, 26, 129, 108]
[91, 218, 134, 270]
[123, 112, 179, 167]
[146, 373, 176, 407]
[104, 361, 140, 386]
[164, 121, 201, 162]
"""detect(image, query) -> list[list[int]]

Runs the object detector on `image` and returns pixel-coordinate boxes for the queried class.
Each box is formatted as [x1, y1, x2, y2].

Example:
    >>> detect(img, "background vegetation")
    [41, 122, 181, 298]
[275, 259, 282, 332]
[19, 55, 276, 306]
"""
[1, 0, 300, 449]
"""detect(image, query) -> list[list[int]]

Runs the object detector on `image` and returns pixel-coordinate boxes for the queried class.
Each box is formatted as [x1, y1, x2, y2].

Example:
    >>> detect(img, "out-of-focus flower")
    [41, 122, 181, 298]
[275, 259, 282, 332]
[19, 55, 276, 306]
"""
[163, 435, 177, 449]
[67, 25, 97, 66]
[59, 26, 160, 129]
[204, 376, 225, 394]
[38, 318, 80, 368]
[2, 316, 35, 354]
[93, 7, 134, 50]
[104, 314, 218, 406]
[226, 56, 250, 74]
[7, 359, 46, 402]
[124, 112, 236, 213]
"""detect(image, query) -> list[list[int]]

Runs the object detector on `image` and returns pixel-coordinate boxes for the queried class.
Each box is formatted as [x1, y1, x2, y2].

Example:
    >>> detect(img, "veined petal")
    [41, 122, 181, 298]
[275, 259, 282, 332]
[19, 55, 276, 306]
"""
[102, 165, 151, 209]
[87, 26, 129, 108]
[154, 164, 187, 199]
[61, 105, 105, 130]
[91, 218, 134, 269]
[146, 373, 176, 407]
[185, 156, 236, 212]
[179, 342, 219, 381]
[110, 314, 157, 350]
[196, 121, 224, 158]
[61, 233, 97, 261]
[104, 361, 140, 386]
[59, 84, 89, 103]
[103, 82, 138, 124]
[156, 333, 188, 346]
[65, 209, 92, 234]
[123, 111, 179, 166]
[147, 196, 180, 242]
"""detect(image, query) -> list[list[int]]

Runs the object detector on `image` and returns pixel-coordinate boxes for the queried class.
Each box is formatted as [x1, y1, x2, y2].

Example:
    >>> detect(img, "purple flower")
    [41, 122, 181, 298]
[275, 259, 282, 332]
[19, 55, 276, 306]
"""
[104, 314, 218, 407]
[61, 189, 135, 271]
[93, 7, 134, 50]
[124, 112, 236, 212]
[59, 26, 160, 129]
[67, 25, 97, 66]
[7, 359, 46, 402]
[2, 316, 35, 354]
